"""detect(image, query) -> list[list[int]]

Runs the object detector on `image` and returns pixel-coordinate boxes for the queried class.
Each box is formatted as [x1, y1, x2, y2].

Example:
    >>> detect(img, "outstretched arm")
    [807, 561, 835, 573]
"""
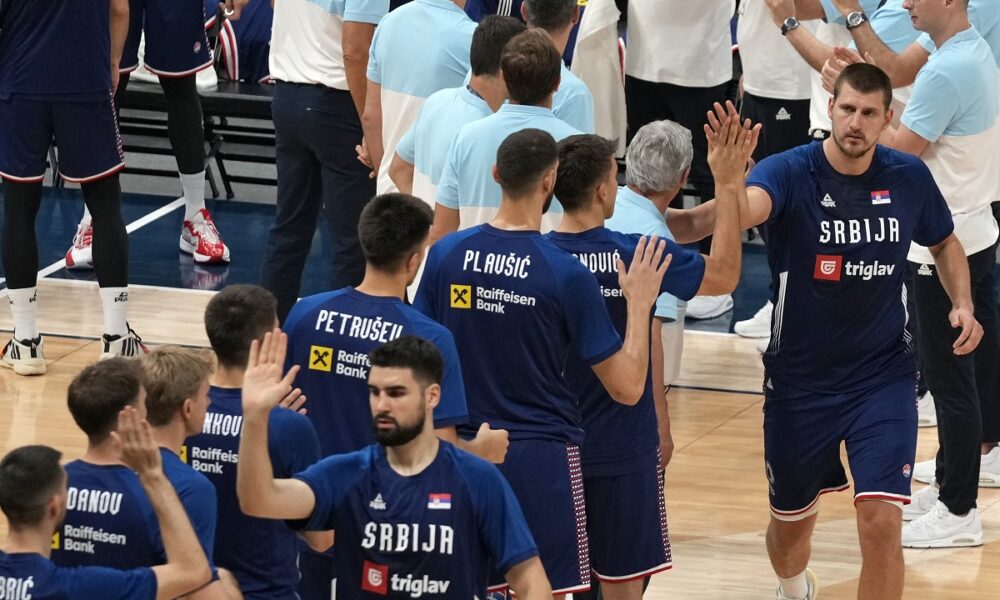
[237, 330, 318, 520]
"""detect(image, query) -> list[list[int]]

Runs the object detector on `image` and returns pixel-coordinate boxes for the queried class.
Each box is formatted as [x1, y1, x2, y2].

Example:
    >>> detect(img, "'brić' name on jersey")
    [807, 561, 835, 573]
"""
[819, 217, 900, 245]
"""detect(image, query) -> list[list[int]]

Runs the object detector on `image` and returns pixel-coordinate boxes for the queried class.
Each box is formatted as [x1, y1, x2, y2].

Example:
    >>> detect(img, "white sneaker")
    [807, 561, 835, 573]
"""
[912, 458, 936, 484]
[735, 301, 773, 338]
[180, 208, 231, 264]
[979, 446, 1000, 487]
[99, 325, 148, 360]
[917, 391, 936, 427]
[65, 224, 94, 270]
[776, 568, 818, 600]
[757, 337, 771, 354]
[903, 481, 939, 521]
[686, 294, 734, 320]
[902, 501, 983, 548]
[0, 337, 47, 376]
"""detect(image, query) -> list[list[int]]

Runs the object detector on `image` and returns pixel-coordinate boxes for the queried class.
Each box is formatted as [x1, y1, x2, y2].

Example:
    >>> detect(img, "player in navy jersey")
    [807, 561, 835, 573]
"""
[208, 0, 274, 83]
[237, 333, 552, 598]
[185, 285, 329, 599]
[0, 409, 213, 600]
[729, 65, 982, 600]
[414, 128, 670, 595]
[284, 193, 508, 598]
[545, 119, 758, 598]
[141, 347, 244, 600]
[0, 0, 144, 374]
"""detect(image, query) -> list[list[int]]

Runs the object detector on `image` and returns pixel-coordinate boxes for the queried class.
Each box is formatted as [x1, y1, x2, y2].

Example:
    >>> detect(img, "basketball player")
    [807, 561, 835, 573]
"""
[389, 16, 526, 201]
[141, 347, 244, 599]
[65, 0, 242, 269]
[361, 0, 477, 194]
[0, 409, 212, 599]
[415, 128, 670, 595]
[209, 0, 275, 83]
[282, 194, 507, 598]
[544, 116, 757, 598]
[187, 285, 330, 599]
[0, 0, 144, 375]
[739, 65, 980, 599]
[238, 333, 553, 598]
[434, 29, 580, 239]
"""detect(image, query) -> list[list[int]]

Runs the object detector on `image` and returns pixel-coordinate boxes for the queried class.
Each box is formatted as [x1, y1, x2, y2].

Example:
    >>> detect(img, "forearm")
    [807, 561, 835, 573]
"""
[506, 558, 553, 600]
[847, 23, 910, 85]
[699, 181, 743, 295]
[792, 0, 826, 20]
[650, 320, 667, 418]
[667, 202, 717, 244]
[110, 0, 129, 69]
[236, 419, 282, 517]
[361, 81, 385, 171]
[141, 472, 212, 596]
[614, 300, 655, 403]
[429, 205, 460, 245]
[342, 24, 374, 118]
[931, 236, 974, 310]
[300, 530, 334, 553]
[389, 154, 415, 195]
[786, 27, 835, 73]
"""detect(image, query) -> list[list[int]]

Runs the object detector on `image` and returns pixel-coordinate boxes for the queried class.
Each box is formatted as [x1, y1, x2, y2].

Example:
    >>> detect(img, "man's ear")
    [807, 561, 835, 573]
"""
[424, 383, 442, 411]
[492, 163, 502, 185]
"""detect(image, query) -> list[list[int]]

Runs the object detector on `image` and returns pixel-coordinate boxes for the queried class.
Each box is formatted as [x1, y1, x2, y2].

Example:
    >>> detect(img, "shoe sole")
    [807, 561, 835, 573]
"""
[734, 329, 771, 338]
[179, 238, 231, 264]
[686, 305, 735, 320]
[0, 358, 47, 376]
[902, 532, 983, 548]
[979, 473, 1000, 488]
[65, 253, 95, 270]
[913, 473, 934, 484]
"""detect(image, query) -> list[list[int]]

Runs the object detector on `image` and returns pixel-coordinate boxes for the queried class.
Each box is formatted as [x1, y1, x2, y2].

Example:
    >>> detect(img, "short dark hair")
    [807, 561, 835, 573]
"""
[555, 134, 618, 212]
[834, 63, 893, 110]
[471, 16, 527, 77]
[369, 336, 443, 388]
[523, 0, 577, 31]
[358, 193, 434, 271]
[495, 128, 559, 198]
[205, 285, 278, 369]
[0, 446, 64, 530]
[67, 358, 145, 443]
[500, 29, 562, 105]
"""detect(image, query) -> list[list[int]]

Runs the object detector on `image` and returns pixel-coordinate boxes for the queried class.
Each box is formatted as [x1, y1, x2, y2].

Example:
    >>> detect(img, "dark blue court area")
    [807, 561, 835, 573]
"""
[2, 187, 997, 334]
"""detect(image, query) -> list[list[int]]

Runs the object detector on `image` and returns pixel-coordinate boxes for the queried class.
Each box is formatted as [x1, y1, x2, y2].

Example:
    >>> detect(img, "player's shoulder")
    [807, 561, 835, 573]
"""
[875, 144, 928, 171]
[400, 303, 453, 338]
[530, 235, 595, 282]
[440, 442, 506, 487]
[286, 288, 353, 328]
[424, 85, 464, 110]
[312, 444, 379, 476]
[268, 405, 316, 437]
[161, 450, 214, 495]
[559, 67, 590, 95]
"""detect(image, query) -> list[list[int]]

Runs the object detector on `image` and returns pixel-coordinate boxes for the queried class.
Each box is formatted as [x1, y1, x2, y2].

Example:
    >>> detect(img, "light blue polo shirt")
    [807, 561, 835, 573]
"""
[367, 0, 477, 192]
[436, 103, 580, 228]
[604, 186, 680, 321]
[866, 0, 920, 54]
[553, 63, 595, 133]
[916, 0, 1000, 66]
[397, 85, 492, 190]
[903, 27, 998, 141]
[819, 0, 884, 26]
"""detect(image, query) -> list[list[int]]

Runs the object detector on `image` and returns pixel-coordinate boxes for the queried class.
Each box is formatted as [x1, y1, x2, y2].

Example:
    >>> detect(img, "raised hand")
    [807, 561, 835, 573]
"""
[112, 406, 162, 478]
[279, 387, 308, 416]
[618, 236, 673, 309]
[705, 100, 761, 185]
[243, 329, 301, 421]
[470, 423, 510, 464]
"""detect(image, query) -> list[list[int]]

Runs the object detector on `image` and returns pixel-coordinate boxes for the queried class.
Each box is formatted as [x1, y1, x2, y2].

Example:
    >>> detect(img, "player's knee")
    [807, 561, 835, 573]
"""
[767, 516, 814, 546]
[856, 500, 902, 548]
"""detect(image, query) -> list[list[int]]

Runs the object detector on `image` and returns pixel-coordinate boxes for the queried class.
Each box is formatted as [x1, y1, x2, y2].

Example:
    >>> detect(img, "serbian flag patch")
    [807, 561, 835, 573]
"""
[871, 190, 891, 205]
[427, 493, 452, 510]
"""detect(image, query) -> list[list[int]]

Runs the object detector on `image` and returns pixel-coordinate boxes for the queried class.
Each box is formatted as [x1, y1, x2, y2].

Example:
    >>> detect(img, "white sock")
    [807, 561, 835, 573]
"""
[7, 287, 39, 340]
[778, 571, 809, 599]
[180, 171, 206, 221]
[99, 287, 129, 338]
[80, 205, 93, 228]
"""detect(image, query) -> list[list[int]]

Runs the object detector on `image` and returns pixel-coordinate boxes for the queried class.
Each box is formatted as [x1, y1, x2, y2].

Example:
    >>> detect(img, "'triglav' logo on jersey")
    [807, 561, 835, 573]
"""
[814, 255, 843, 281]
[360, 560, 453, 597]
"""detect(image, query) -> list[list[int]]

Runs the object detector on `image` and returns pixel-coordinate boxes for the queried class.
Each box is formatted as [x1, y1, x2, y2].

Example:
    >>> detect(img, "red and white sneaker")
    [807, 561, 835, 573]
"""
[65, 224, 95, 270]
[180, 208, 231, 264]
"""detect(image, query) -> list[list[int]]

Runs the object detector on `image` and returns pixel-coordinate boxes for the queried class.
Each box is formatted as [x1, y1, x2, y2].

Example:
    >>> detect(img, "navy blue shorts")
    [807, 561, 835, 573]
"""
[0, 95, 124, 183]
[491, 439, 590, 595]
[763, 375, 918, 521]
[583, 450, 672, 582]
[122, 0, 212, 76]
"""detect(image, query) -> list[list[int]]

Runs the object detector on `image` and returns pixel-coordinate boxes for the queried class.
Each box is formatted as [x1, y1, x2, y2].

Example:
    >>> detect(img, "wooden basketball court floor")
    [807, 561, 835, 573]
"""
[1, 279, 997, 599]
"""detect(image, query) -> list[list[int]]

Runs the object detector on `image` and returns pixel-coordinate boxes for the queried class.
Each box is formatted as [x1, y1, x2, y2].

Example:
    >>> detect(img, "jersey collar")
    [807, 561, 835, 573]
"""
[615, 186, 667, 224]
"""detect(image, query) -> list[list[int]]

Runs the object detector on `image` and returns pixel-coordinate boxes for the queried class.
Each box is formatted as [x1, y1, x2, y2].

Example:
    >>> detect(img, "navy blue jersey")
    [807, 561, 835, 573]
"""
[294, 442, 538, 597]
[748, 142, 954, 392]
[161, 448, 220, 578]
[545, 227, 706, 468]
[183, 387, 322, 599]
[208, 0, 274, 82]
[284, 288, 468, 458]
[51, 462, 162, 569]
[414, 224, 624, 444]
[0, 552, 156, 600]
[0, 0, 111, 98]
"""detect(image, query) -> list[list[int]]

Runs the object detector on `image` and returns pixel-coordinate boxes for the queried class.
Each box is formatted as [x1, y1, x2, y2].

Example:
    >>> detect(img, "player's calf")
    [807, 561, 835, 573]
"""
[855, 500, 904, 600]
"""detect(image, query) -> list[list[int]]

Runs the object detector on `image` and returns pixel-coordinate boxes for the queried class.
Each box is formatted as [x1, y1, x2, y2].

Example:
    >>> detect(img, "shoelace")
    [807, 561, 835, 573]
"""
[190, 217, 222, 246]
[74, 227, 93, 249]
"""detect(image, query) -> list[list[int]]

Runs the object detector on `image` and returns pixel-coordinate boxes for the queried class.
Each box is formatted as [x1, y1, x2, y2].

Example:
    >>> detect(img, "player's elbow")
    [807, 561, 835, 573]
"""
[608, 379, 643, 406]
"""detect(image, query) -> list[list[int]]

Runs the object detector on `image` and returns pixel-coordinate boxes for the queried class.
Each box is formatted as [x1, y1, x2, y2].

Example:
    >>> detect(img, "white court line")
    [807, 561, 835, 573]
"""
[0, 198, 185, 299]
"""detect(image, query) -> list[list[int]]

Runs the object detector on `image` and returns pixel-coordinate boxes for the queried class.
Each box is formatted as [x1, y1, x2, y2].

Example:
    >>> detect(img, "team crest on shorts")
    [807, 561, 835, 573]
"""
[194, 41, 202, 54]
[903, 464, 912, 478]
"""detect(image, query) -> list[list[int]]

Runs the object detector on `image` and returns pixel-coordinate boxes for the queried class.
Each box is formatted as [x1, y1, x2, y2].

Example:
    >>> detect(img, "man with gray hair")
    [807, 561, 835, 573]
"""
[605, 118, 721, 469]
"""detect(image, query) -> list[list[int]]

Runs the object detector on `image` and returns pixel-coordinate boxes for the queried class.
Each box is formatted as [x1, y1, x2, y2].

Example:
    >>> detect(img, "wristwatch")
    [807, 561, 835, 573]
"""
[846, 11, 869, 30]
[781, 16, 800, 36]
